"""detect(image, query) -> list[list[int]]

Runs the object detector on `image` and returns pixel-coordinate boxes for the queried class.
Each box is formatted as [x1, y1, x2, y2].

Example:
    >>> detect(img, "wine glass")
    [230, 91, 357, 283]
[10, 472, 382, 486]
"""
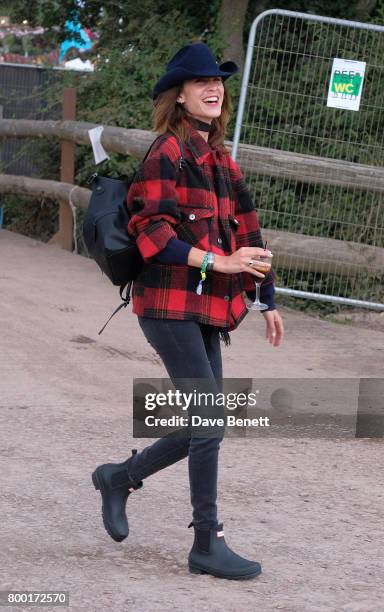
[246, 256, 271, 311]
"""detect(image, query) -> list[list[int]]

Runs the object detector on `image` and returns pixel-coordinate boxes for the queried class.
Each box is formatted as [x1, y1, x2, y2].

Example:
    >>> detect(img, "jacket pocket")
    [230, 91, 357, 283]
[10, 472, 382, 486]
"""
[179, 206, 214, 222]
[176, 207, 214, 245]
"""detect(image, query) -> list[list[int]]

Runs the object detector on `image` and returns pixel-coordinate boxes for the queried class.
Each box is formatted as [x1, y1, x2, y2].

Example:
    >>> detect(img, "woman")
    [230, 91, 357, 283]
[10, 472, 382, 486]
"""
[92, 42, 284, 580]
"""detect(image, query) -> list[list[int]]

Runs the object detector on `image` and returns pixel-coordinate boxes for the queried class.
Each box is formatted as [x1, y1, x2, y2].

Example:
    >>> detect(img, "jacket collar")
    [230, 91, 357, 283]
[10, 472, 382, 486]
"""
[181, 117, 215, 165]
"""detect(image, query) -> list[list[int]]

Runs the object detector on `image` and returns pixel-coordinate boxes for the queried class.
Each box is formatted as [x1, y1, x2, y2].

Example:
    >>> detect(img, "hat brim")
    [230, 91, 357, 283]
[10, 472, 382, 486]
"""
[153, 61, 239, 100]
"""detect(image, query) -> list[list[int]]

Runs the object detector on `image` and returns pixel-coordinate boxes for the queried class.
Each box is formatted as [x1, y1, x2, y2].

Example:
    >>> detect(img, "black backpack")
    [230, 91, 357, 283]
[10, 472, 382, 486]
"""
[83, 134, 185, 334]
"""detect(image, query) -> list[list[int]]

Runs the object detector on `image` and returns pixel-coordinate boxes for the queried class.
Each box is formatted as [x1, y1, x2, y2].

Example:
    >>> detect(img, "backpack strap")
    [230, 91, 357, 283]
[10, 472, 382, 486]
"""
[98, 282, 133, 335]
[174, 136, 185, 169]
[98, 136, 185, 335]
[143, 132, 185, 170]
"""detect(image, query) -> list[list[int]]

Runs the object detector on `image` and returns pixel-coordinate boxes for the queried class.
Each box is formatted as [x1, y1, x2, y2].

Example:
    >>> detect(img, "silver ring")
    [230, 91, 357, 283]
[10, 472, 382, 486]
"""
[248, 259, 255, 266]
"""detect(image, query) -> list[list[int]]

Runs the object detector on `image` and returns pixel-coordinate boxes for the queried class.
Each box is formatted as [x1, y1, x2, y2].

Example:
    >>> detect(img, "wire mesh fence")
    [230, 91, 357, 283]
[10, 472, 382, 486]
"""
[232, 9, 384, 310]
[0, 63, 62, 176]
[0, 64, 90, 249]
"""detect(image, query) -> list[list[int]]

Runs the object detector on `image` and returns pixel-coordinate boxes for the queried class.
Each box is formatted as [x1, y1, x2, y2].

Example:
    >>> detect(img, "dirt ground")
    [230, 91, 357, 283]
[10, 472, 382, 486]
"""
[1, 228, 383, 612]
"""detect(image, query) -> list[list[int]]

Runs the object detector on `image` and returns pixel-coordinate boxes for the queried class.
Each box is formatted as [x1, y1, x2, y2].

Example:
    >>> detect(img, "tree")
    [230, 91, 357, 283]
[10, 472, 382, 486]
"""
[355, 0, 378, 19]
[217, 0, 250, 71]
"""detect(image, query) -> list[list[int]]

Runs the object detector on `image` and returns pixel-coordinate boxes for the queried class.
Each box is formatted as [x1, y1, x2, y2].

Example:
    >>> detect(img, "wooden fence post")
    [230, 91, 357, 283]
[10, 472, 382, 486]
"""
[48, 87, 77, 250]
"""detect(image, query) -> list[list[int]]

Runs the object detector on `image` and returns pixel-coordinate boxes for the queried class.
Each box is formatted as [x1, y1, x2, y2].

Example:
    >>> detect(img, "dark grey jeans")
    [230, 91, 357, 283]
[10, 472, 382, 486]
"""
[128, 316, 225, 530]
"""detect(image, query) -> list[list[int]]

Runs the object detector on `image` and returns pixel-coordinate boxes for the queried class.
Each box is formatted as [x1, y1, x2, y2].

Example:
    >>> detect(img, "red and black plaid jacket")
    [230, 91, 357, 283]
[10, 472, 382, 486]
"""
[126, 118, 274, 335]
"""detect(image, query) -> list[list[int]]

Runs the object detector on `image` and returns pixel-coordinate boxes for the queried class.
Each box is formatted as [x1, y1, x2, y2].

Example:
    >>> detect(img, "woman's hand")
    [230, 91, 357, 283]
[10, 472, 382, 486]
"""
[262, 309, 284, 347]
[214, 247, 273, 278]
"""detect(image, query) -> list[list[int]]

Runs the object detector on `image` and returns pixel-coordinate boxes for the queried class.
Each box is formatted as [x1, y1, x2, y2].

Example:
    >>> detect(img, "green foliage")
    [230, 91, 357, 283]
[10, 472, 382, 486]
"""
[3, 193, 58, 241]
[3, 0, 384, 313]
[2, 0, 231, 248]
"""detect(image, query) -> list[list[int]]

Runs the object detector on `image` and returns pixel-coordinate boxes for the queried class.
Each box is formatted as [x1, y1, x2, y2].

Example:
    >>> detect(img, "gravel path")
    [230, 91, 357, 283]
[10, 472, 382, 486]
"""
[1, 229, 383, 612]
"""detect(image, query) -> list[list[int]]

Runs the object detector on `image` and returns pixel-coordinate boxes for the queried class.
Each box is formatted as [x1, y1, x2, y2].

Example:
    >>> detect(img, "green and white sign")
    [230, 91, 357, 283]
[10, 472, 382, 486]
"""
[327, 58, 366, 111]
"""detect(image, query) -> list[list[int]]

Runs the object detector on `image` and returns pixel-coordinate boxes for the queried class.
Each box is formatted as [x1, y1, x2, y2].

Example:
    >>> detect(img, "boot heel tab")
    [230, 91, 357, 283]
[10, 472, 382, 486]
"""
[91, 471, 100, 491]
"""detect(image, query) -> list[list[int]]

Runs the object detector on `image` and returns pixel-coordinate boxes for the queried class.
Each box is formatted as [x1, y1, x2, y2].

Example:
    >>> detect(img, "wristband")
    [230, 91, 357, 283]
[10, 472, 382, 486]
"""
[206, 251, 215, 272]
[196, 252, 209, 295]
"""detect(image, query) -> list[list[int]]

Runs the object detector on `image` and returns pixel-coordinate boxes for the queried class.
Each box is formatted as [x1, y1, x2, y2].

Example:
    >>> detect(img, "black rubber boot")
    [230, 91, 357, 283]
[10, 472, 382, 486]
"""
[91, 449, 143, 542]
[188, 522, 262, 580]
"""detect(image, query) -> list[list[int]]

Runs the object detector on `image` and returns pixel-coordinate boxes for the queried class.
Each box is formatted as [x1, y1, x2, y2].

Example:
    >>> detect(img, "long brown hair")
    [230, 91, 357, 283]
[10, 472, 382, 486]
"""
[152, 81, 233, 153]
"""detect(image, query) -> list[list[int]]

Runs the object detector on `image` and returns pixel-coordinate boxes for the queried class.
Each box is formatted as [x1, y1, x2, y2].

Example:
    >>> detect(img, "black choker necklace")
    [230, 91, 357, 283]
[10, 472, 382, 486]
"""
[187, 116, 212, 133]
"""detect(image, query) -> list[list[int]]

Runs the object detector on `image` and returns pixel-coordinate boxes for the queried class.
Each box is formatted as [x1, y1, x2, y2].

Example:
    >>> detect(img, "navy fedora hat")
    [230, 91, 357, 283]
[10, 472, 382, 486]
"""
[153, 42, 239, 100]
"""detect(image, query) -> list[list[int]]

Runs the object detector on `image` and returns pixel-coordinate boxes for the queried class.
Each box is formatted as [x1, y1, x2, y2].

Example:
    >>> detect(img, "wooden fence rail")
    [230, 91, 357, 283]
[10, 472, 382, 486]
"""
[2, 118, 384, 192]
[1, 174, 383, 275]
[1, 113, 383, 273]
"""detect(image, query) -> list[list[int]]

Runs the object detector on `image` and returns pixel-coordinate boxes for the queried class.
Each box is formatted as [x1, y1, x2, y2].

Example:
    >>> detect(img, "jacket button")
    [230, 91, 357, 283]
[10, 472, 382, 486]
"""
[233, 218, 239, 224]
[188, 213, 196, 221]
[217, 237, 223, 244]
[224, 295, 230, 301]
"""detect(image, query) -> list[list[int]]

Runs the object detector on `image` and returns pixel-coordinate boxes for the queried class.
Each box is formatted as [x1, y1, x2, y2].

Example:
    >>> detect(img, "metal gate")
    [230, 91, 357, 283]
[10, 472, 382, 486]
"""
[232, 9, 384, 310]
